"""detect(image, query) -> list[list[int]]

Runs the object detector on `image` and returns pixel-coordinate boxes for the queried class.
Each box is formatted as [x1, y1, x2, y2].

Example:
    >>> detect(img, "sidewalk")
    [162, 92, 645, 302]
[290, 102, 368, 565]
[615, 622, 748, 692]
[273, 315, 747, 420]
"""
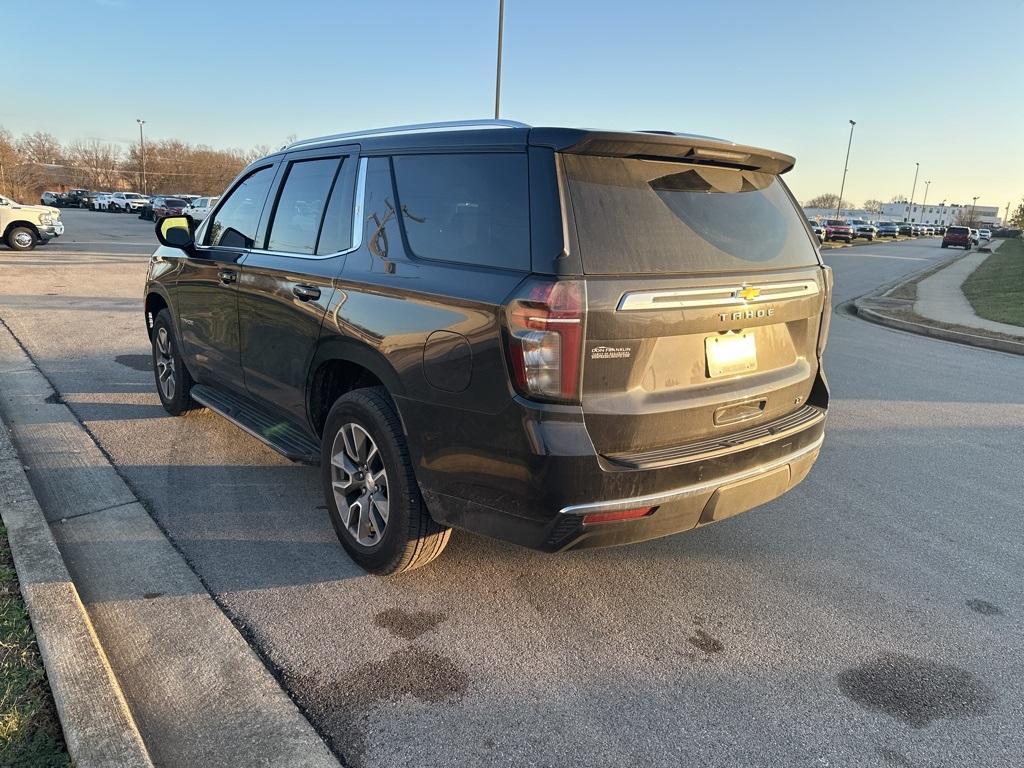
[915, 246, 1024, 338]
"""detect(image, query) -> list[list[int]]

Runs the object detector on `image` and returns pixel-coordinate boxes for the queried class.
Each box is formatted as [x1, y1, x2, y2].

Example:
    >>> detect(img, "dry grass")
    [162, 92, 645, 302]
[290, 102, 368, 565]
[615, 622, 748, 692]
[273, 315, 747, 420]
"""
[962, 239, 1024, 327]
[0, 524, 70, 767]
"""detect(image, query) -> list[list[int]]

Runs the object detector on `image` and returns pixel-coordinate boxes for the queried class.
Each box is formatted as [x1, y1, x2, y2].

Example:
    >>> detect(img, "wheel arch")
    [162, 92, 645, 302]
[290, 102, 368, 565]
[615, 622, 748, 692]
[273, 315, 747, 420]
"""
[306, 338, 407, 438]
[144, 287, 173, 340]
[3, 220, 41, 241]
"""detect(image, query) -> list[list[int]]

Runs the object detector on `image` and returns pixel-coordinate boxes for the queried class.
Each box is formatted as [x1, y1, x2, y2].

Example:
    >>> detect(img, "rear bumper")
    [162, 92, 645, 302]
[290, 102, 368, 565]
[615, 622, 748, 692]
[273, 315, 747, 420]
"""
[402, 373, 828, 552]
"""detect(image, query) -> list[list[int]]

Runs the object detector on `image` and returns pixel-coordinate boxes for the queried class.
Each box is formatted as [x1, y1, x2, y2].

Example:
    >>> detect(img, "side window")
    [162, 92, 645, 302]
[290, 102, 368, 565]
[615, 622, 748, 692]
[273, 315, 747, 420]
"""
[266, 158, 340, 255]
[205, 166, 275, 249]
[391, 153, 530, 270]
[315, 160, 358, 255]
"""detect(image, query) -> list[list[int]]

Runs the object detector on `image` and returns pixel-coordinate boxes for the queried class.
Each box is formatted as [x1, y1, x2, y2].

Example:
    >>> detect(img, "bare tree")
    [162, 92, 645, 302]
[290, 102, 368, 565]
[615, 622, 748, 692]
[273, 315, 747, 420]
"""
[65, 139, 124, 190]
[803, 193, 853, 210]
[863, 199, 883, 214]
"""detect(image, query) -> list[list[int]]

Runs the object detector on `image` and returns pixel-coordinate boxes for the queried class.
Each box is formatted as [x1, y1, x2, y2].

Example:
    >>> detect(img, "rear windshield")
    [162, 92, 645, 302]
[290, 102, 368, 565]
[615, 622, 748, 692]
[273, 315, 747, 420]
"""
[563, 155, 819, 274]
[163, 198, 186, 207]
[947, 227, 969, 235]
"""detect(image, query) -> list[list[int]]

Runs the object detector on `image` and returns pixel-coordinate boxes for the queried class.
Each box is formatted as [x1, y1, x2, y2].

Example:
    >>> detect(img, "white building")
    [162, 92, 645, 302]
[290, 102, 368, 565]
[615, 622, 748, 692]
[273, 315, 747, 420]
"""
[880, 200, 1001, 226]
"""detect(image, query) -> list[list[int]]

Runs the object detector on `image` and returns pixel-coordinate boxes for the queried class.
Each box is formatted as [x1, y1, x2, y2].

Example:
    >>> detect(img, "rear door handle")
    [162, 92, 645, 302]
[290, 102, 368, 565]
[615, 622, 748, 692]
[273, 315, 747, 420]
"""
[217, 270, 237, 285]
[293, 284, 321, 302]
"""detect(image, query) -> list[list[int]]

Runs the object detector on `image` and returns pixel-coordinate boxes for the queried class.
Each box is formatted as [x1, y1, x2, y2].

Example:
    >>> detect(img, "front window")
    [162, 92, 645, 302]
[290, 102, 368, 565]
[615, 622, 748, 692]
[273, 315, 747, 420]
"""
[266, 157, 341, 255]
[205, 166, 275, 248]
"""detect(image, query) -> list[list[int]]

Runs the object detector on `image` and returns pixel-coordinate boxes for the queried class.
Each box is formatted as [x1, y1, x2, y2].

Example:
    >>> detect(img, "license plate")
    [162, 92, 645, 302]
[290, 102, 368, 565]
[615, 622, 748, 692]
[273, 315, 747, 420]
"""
[54, 223, 65, 236]
[705, 332, 757, 378]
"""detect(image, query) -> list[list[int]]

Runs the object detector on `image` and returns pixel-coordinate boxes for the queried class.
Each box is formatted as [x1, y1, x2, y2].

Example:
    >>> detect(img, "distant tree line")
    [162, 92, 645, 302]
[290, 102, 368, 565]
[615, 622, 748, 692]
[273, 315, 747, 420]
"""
[0, 126, 270, 202]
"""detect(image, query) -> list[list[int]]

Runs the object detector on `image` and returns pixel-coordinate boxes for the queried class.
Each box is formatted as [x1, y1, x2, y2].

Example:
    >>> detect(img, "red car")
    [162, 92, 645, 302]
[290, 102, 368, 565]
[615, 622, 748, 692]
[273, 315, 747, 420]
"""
[152, 197, 187, 221]
[824, 219, 854, 243]
[941, 225, 972, 249]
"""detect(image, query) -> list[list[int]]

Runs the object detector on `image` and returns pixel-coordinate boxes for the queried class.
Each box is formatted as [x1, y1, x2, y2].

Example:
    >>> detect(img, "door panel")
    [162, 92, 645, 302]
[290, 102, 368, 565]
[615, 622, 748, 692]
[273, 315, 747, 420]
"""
[176, 249, 245, 388]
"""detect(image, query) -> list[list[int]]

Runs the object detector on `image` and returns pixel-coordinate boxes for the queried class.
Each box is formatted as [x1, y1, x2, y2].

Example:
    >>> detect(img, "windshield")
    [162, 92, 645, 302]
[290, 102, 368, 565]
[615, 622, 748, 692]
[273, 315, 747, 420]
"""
[563, 155, 818, 274]
[125, 193, 143, 199]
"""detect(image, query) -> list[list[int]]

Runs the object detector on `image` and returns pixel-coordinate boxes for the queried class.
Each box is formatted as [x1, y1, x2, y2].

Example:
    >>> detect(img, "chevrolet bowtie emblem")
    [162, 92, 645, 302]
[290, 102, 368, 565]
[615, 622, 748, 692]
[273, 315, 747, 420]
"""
[737, 286, 761, 301]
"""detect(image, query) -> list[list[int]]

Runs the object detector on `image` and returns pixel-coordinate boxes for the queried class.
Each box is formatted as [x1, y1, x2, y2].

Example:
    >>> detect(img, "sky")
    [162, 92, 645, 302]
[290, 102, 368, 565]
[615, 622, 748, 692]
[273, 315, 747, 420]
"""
[5, 0, 1022, 213]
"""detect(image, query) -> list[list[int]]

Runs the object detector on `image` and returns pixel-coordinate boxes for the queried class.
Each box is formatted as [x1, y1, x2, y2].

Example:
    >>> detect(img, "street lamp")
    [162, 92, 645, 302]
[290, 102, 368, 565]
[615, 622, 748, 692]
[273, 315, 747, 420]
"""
[970, 196, 979, 227]
[836, 119, 856, 219]
[137, 119, 147, 195]
[907, 162, 919, 222]
[920, 181, 930, 224]
[494, 0, 505, 119]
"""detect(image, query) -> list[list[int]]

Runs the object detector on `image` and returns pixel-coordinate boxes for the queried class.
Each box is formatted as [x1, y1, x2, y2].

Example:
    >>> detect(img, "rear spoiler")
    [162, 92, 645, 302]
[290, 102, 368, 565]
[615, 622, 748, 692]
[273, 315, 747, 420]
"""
[528, 128, 796, 175]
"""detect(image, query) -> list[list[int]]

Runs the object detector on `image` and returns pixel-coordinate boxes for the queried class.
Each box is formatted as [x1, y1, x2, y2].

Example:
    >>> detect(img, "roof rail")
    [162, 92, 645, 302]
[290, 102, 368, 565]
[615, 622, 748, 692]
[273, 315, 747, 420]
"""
[285, 119, 531, 150]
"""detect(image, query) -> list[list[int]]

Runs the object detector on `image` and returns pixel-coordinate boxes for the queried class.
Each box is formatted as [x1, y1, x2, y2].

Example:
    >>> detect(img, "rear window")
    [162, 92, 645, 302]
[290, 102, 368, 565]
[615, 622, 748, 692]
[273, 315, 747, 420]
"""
[947, 227, 969, 235]
[163, 198, 186, 207]
[564, 155, 819, 274]
[392, 153, 530, 270]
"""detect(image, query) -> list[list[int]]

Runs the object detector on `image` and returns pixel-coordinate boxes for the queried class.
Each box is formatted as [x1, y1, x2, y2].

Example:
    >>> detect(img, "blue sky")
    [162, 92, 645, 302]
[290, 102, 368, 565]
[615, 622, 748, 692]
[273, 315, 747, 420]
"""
[6, 0, 1022, 211]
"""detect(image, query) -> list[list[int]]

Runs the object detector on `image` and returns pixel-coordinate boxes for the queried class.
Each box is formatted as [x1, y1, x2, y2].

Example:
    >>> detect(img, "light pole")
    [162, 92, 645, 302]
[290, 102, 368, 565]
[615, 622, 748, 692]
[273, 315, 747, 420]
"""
[494, 0, 505, 119]
[907, 162, 919, 222]
[836, 119, 856, 219]
[920, 181, 930, 224]
[137, 119, 147, 195]
[970, 196, 979, 227]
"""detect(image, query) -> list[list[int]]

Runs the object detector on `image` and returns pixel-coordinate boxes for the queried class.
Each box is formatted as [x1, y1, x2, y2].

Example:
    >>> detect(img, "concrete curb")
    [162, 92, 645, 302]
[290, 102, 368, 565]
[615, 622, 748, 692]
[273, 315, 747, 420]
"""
[0, 425, 154, 767]
[0, 317, 342, 767]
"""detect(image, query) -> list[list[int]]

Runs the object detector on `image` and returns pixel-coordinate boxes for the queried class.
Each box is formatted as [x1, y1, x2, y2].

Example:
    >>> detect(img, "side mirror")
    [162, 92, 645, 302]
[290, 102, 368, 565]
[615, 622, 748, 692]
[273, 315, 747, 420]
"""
[156, 216, 196, 254]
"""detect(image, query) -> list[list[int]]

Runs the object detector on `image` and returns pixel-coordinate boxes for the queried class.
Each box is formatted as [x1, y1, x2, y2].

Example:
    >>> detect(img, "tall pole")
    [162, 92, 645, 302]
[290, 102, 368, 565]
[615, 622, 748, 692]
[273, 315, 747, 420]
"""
[970, 196, 979, 227]
[137, 119, 147, 195]
[494, 0, 505, 119]
[836, 119, 856, 219]
[920, 181, 930, 224]
[1005, 201, 1011, 225]
[907, 162, 919, 222]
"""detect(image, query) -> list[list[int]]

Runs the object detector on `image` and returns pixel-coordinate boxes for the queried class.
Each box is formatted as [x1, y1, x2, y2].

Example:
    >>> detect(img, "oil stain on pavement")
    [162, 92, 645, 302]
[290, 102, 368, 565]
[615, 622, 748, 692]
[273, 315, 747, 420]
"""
[838, 653, 995, 727]
[687, 629, 724, 654]
[966, 598, 1004, 616]
[374, 608, 447, 640]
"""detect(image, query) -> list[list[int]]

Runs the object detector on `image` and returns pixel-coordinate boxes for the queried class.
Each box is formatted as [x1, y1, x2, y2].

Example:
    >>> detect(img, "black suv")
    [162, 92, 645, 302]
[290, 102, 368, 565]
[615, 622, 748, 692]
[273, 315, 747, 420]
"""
[144, 120, 831, 574]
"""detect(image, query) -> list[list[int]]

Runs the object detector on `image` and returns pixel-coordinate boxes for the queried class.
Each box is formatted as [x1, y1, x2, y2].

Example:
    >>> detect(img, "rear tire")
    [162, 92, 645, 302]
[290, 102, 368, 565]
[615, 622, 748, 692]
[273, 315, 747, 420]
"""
[150, 310, 195, 415]
[321, 387, 451, 575]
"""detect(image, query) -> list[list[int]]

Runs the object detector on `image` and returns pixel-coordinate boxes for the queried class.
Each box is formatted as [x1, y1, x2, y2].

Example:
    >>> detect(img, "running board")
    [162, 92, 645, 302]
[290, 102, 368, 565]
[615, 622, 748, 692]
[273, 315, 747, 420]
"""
[190, 385, 320, 464]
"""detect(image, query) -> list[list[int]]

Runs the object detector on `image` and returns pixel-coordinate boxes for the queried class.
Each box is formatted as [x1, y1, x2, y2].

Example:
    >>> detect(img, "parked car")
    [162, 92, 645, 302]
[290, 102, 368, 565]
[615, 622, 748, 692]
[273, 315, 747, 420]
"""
[58, 189, 89, 208]
[849, 219, 876, 241]
[144, 120, 832, 574]
[877, 222, 899, 238]
[935, 226, 946, 235]
[152, 197, 187, 221]
[898, 223, 913, 236]
[978, 228, 992, 241]
[40, 191, 60, 206]
[807, 219, 825, 242]
[78, 191, 98, 209]
[0, 194, 64, 251]
[969, 228, 980, 245]
[109, 192, 149, 213]
[942, 226, 972, 249]
[824, 219, 853, 242]
[183, 196, 219, 223]
[92, 193, 114, 211]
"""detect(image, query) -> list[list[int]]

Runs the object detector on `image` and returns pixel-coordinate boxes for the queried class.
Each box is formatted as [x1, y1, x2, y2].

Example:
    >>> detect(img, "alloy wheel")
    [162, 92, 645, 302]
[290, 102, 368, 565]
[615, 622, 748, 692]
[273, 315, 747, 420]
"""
[154, 327, 176, 400]
[330, 423, 389, 546]
[13, 230, 33, 249]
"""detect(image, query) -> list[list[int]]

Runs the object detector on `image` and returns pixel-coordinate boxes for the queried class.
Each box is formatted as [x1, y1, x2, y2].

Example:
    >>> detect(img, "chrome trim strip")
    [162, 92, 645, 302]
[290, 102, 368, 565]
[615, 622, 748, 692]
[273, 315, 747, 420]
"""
[618, 280, 819, 312]
[559, 433, 824, 516]
[286, 119, 530, 150]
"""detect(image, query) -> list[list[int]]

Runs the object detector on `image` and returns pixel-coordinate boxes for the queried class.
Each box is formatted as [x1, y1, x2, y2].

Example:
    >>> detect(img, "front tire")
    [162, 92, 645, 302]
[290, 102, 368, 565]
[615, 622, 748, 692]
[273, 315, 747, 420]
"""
[6, 226, 36, 251]
[321, 387, 451, 575]
[150, 310, 195, 415]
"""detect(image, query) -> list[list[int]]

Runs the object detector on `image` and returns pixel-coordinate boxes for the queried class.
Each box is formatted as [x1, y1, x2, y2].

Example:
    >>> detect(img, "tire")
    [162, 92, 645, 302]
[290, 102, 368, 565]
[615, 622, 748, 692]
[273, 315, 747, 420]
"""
[321, 386, 451, 575]
[150, 310, 195, 415]
[5, 226, 36, 251]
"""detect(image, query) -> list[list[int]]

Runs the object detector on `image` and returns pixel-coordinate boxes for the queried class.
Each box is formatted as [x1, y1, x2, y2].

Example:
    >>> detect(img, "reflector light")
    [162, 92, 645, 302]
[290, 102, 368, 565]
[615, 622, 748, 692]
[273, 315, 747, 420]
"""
[582, 506, 655, 525]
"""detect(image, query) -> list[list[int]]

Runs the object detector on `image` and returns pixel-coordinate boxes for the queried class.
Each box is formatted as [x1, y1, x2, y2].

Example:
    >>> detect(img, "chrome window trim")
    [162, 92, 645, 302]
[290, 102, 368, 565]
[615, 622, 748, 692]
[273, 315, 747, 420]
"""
[246, 158, 367, 262]
[559, 434, 824, 516]
[617, 279, 819, 312]
[286, 119, 530, 151]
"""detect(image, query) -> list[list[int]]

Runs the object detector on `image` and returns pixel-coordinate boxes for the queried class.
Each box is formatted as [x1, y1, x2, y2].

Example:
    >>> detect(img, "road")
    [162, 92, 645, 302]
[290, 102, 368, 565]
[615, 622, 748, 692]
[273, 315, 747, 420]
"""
[2, 209, 1022, 767]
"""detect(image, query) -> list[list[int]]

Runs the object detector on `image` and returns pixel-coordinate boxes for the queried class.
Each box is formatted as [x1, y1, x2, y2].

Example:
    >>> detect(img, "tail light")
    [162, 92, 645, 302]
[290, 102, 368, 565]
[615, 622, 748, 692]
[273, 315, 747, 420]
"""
[505, 279, 586, 404]
[582, 506, 655, 525]
[817, 265, 833, 356]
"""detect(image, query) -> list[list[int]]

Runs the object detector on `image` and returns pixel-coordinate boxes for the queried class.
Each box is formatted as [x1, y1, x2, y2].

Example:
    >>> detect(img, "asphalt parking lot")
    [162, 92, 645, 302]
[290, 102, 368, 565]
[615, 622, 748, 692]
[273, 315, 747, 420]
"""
[2, 209, 1023, 767]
